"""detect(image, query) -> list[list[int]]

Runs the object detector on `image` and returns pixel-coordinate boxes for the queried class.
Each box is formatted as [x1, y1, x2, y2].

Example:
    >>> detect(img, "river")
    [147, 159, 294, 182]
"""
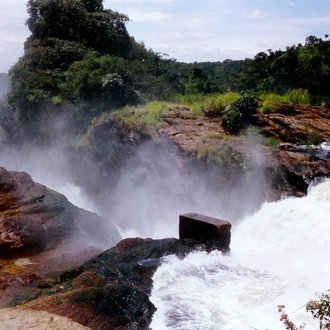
[149, 179, 330, 330]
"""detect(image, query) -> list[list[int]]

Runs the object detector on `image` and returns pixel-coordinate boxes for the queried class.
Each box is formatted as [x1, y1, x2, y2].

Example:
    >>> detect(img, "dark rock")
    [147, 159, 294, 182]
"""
[25, 284, 155, 330]
[179, 212, 231, 252]
[61, 237, 205, 294]
[0, 237, 207, 329]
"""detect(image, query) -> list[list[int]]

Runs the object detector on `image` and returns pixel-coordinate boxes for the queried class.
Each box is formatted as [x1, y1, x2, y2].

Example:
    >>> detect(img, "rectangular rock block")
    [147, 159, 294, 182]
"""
[179, 213, 231, 251]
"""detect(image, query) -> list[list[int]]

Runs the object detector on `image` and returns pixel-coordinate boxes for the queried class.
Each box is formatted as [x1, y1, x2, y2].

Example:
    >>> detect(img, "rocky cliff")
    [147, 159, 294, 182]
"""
[0, 167, 121, 276]
[71, 103, 330, 223]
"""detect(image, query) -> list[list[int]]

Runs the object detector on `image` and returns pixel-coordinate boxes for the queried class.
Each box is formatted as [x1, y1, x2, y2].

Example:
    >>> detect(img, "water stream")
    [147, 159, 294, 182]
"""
[150, 179, 330, 330]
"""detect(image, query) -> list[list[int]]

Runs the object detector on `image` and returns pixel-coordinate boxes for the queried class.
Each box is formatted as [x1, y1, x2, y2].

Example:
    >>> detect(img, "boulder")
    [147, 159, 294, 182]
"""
[1, 237, 207, 329]
[0, 167, 121, 276]
[179, 212, 231, 251]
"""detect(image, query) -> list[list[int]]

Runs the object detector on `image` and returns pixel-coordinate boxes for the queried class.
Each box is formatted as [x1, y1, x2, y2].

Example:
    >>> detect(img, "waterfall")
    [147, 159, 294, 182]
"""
[150, 179, 330, 330]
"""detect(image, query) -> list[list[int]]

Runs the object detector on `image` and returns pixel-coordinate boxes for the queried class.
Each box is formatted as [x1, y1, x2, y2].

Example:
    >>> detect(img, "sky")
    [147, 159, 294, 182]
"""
[0, 0, 330, 73]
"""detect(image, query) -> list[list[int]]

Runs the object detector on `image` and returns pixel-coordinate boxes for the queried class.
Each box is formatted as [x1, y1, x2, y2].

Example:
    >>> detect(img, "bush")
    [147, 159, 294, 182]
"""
[278, 289, 330, 329]
[305, 129, 323, 160]
[223, 90, 261, 133]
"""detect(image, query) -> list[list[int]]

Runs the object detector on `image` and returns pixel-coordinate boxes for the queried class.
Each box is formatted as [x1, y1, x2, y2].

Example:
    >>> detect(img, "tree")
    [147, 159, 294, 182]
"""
[61, 52, 140, 107]
[9, 0, 132, 116]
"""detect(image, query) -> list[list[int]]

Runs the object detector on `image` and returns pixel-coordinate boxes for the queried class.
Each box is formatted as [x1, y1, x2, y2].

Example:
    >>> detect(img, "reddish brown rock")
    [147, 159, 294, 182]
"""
[0, 167, 121, 276]
[256, 104, 330, 143]
[0, 237, 207, 330]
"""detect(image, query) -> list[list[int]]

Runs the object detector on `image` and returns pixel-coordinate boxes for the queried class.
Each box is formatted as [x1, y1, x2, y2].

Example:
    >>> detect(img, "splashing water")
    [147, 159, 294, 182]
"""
[150, 179, 330, 330]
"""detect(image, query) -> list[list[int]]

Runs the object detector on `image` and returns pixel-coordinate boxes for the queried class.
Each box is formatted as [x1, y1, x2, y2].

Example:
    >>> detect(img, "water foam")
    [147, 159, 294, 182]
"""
[150, 180, 330, 329]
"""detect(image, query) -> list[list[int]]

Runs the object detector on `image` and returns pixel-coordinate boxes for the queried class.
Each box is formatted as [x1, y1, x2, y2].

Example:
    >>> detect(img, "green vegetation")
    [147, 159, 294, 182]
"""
[112, 101, 173, 134]
[222, 90, 261, 133]
[261, 89, 311, 113]
[5, 0, 330, 138]
[171, 92, 238, 118]
[197, 141, 252, 181]
[305, 129, 323, 160]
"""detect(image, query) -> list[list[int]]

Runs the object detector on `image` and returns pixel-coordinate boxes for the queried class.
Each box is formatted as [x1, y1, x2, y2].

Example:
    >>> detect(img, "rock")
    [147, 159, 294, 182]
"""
[0, 307, 91, 330]
[25, 284, 155, 330]
[60, 237, 206, 295]
[0, 167, 121, 276]
[256, 104, 330, 143]
[1, 237, 207, 329]
[179, 212, 231, 252]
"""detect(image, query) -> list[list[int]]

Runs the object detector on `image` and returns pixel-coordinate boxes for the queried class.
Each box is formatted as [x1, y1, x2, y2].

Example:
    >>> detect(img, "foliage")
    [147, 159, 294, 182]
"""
[278, 290, 330, 330]
[203, 142, 252, 180]
[306, 290, 330, 329]
[282, 89, 310, 105]
[222, 90, 261, 133]
[203, 92, 238, 117]
[305, 130, 323, 160]
[278, 305, 306, 330]
[60, 52, 139, 107]
[263, 136, 280, 148]
[9, 0, 133, 122]
[171, 92, 239, 118]
[8, 1, 330, 136]
[112, 101, 172, 134]
[26, 0, 131, 56]
[261, 89, 311, 113]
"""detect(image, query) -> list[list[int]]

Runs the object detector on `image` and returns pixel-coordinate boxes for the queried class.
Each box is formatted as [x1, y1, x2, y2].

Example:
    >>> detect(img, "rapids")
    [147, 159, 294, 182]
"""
[149, 179, 330, 330]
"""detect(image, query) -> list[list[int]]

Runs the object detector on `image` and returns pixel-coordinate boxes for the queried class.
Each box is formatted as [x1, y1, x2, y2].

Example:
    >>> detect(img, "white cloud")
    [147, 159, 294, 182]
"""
[0, 0, 330, 72]
[124, 7, 171, 22]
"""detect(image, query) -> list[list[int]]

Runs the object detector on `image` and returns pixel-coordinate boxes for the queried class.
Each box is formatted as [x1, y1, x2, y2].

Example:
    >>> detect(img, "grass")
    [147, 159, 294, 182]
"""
[171, 92, 239, 118]
[112, 101, 174, 135]
[261, 89, 311, 113]
[111, 89, 314, 138]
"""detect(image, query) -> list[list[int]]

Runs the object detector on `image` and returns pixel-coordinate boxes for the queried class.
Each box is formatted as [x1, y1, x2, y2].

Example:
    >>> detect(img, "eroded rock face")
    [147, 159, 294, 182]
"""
[256, 104, 330, 143]
[0, 167, 121, 275]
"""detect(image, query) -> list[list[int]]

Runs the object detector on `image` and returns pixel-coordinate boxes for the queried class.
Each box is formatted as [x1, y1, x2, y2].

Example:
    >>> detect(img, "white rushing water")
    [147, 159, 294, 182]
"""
[150, 179, 330, 330]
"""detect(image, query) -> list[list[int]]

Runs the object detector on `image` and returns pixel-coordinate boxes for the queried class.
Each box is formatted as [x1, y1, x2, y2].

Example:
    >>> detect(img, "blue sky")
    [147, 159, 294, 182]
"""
[1, 0, 330, 73]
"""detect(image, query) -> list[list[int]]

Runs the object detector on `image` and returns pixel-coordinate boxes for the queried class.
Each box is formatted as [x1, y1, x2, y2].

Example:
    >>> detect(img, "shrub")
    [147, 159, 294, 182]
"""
[305, 130, 323, 160]
[222, 90, 261, 133]
[278, 289, 330, 330]
[263, 136, 280, 148]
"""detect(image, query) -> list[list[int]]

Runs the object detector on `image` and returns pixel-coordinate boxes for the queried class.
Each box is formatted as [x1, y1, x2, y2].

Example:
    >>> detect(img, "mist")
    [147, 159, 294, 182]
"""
[0, 99, 271, 242]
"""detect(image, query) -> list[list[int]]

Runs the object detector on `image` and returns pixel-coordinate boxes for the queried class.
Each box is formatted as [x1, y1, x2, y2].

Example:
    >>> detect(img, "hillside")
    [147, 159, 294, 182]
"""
[103, 102, 330, 201]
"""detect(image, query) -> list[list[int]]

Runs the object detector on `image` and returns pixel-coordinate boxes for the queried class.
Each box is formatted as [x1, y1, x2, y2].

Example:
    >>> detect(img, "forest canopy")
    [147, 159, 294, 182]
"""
[7, 0, 330, 128]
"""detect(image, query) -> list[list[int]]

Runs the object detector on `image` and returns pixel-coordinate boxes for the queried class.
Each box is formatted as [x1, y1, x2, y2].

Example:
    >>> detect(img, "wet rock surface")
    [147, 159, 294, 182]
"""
[0, 237, 206, 329]
[0, 167, 121, 275]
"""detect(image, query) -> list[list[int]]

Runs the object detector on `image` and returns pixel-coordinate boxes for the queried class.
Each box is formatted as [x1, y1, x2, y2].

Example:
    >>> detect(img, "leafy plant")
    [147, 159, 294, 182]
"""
[278, 290, 330, 330]
[306, 290, 330, 329]
[305, 129, 323, 160]
[278, 305, 306, 330]
[222, 90, 261, 133]
[263, 136, 280, 148]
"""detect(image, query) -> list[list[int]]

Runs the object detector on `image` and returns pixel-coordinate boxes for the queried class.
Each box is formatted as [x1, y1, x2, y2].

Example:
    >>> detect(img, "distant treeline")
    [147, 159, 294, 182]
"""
[7, 0, 330, 129]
